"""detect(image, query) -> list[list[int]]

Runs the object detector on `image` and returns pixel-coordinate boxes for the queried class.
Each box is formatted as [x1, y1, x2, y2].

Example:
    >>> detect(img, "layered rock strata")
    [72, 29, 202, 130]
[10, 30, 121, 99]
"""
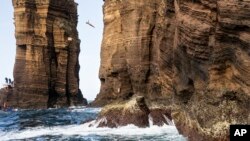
[11, 0, 87, 108]
[92, 0, 174, 107]
[0, 86, 13, 109]
[93, 0, 250, 140]
[172, 0, 250, 140]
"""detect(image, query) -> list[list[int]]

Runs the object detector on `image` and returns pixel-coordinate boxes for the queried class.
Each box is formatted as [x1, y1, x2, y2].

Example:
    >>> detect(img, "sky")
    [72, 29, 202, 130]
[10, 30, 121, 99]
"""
[0, 0, 104, 100]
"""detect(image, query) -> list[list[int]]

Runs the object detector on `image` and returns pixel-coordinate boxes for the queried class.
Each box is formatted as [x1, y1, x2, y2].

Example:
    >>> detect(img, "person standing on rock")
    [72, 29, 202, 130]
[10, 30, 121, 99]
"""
[8, 78, 11, 85]
[5, 77, 8, 84]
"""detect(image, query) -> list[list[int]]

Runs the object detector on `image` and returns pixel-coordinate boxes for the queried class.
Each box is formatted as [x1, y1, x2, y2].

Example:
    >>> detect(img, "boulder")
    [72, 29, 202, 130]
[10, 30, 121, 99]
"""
[96, 96, 150, 128]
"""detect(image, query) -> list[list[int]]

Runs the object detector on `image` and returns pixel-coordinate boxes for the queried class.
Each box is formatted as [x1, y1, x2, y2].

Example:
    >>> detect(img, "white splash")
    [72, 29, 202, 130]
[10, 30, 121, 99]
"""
[0, 108, 186, 141]
[148, 114, 154, 127]
[163, 114, 174, 126]
[70, 107, 102, 113]
[87, 117, 108, 128]
[0, 121, 186, 141]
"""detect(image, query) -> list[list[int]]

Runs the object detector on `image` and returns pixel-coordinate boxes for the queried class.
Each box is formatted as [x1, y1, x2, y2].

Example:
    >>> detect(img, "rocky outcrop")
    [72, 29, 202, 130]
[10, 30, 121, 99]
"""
[93, 0, 250, 140]
[91, 96, 173, 128]
[12, 0, 87, 108]
[96, 96, 150, 128]
[0, 86, 13, 109]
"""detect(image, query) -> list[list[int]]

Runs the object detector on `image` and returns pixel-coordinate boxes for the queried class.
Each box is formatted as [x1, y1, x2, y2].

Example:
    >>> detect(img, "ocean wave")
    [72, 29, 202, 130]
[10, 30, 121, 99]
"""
[0, 107, 186, 141]
[0, 123, 185, 141]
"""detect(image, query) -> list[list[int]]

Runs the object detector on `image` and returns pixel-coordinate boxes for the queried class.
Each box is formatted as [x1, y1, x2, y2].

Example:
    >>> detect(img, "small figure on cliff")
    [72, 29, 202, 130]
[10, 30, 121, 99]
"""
[5, 77, 8, 84]
[8, 78, 11, 85]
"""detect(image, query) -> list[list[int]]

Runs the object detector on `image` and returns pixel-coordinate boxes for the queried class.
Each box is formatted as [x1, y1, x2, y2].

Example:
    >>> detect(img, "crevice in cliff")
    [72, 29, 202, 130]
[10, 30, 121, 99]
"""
[100, 78, 106, 84]
[65, 43, 71, 106]
[47, 32, 59, 108]
[145, 18, 156, 84]
[17, 45, 27, 50]
[47, 15, 59, 108]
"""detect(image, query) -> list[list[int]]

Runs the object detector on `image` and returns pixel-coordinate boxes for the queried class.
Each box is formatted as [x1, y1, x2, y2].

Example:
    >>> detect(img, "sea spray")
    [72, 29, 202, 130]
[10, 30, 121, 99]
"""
[0, 107, 187, 141]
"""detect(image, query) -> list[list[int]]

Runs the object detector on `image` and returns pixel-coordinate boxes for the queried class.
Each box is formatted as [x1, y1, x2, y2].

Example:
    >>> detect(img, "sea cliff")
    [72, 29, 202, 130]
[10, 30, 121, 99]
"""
[93, 0, 250, 140]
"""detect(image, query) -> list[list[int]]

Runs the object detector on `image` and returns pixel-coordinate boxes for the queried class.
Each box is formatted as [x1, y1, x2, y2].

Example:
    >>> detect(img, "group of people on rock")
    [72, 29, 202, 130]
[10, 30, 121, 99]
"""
[5, 77, 13, 86]
[0, 78, 13, 111]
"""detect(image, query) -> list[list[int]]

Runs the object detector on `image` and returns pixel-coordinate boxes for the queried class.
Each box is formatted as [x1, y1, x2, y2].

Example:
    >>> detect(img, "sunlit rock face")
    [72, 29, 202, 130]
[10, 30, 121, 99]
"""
[93, 0, 250, 140]
[92, 0, 174, 107]
[172, 0, 250, 140]
[11, 0, 87, 108]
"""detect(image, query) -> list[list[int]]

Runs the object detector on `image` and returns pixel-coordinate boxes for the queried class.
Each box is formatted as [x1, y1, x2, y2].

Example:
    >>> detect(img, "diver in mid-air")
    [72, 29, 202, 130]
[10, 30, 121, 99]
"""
[86, 20, 95, 28]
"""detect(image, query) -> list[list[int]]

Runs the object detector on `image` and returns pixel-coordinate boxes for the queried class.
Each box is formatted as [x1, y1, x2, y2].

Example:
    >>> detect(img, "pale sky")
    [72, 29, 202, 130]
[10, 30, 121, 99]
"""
[0, 0, 104, 100]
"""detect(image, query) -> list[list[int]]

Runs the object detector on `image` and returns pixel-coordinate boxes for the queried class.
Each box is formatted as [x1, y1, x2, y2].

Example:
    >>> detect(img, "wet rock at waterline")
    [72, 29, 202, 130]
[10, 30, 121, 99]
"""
[149, 107, 173, 126]
[90, 96, 173, 128]
[0, 86, 13, 109]
[96, 96, 150, 128]
[12, 0, 87, 108]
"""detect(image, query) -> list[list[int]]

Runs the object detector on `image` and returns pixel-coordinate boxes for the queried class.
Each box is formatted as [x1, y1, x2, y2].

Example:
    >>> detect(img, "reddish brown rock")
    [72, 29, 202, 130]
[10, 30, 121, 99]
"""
[93, 97, 174, 128]
[11, 0, 87, 108]
[93, 0, 250, 140]
[149, 107, 173, 126]
[92, 0, 173, 108]
[0, 86, 13, 109]
[172, 0, 250, 140]
[96, 96, 150, 128]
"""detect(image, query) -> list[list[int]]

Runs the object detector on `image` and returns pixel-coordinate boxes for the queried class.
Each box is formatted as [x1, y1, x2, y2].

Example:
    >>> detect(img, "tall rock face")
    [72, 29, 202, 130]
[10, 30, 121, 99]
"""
[11, 0, 87, 108]
[93, 0, 250, 140]
[92, 0, 174, 107]
[172, 0, 250, 140]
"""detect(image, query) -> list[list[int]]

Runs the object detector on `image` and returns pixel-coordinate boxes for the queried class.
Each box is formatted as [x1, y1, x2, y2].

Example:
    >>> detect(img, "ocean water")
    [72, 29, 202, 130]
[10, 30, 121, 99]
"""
[0, 107, 187, 141]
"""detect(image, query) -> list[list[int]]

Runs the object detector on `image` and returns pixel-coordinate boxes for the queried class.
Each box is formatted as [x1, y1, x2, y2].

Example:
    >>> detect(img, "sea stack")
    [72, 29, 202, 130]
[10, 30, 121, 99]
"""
[93, 0, 250, 140]
[11, 0, 87, 108]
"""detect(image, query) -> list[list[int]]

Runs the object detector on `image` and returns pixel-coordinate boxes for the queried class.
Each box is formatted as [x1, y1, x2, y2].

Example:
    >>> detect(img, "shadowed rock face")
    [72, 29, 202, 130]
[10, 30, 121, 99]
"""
[0, 86, 13, 109]
[11, 0, 87, 108]
[93, 0, 250, 140]
[172, 0, 250, 140]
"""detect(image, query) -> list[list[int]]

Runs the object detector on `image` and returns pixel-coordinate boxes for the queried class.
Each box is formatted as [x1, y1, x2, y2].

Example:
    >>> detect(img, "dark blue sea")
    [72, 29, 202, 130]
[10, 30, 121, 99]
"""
[0, 107, 186, 141]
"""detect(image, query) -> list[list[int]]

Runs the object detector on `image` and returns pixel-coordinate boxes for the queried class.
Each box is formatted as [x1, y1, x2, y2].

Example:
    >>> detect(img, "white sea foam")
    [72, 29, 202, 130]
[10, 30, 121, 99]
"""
[163, 114, 174, 126]
[69, 107, 102, 113]
[148, 114, 154, 127]
[0, 108, 186, 141]
[0, 120, 186, 141]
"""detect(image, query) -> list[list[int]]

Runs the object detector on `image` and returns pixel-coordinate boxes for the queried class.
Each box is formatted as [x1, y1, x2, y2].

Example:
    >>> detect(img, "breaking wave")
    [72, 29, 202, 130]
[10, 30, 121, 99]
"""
[0, 107, 186, 141]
